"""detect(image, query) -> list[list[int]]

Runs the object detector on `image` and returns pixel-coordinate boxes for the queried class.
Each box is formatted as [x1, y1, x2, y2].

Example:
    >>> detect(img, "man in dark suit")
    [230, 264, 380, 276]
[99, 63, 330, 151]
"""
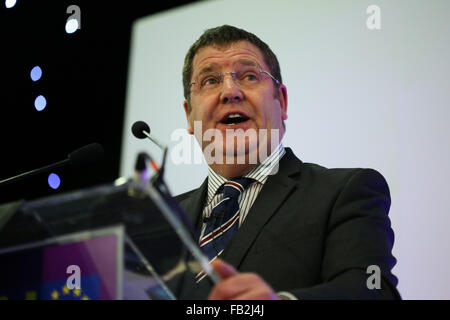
[176, 25, 399, 300]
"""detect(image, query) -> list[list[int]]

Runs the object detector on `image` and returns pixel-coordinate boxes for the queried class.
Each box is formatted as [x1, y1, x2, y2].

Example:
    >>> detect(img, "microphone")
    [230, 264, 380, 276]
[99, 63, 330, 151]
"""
[131, 120, 199, 239]
[132, 121, 166, 151]
[130, 121, 220, 283]
[133, 152, 156, 184]
[0, 143, 104, 187]
[134, 152, 151, 172]
[131, 121, 150, 139]
[131, 121, 167, 179]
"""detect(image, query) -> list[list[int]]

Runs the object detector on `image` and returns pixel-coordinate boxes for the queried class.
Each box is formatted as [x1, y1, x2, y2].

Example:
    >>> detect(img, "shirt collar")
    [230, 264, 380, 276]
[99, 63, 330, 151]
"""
[207, 143, 286, 202]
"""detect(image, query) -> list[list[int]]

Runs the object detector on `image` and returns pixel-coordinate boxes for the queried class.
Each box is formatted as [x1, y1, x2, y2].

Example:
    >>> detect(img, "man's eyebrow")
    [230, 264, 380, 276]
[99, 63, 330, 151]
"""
[233, 59, 259, 67]
[196, 64, 221, 77]
[194, 59, 261, 79]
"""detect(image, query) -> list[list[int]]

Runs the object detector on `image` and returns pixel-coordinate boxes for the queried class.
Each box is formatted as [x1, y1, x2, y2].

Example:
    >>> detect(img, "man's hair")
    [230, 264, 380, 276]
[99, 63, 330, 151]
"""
[182, 25, 283, 105]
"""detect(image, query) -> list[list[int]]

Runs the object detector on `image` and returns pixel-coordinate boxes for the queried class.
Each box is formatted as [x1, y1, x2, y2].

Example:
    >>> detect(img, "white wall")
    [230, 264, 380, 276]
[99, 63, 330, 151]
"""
[120, 0, 450, 299]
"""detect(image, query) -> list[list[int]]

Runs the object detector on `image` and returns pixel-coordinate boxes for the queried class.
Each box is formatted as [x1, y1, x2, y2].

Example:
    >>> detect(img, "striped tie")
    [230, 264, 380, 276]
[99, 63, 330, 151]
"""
[195, 177, 254, 282]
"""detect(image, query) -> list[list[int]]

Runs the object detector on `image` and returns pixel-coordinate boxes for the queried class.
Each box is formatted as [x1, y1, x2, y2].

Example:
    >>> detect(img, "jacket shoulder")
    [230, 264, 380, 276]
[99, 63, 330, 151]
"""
[296, 161, 389, 195]
[301, 161, 386, 181]
[175, 189, 198, 203]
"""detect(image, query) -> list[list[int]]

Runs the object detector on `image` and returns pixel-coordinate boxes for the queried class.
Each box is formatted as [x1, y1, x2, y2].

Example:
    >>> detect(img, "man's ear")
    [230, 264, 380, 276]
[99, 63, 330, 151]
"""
[278, 84, 288, 120]
[183, 100, 194, 134]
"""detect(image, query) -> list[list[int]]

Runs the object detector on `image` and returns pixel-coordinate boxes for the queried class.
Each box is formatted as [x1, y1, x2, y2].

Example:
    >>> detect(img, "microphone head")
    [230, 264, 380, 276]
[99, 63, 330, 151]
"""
[132, 121, 151, 139]
[135, 152, 151, 171]
[68, 143, 104, 166]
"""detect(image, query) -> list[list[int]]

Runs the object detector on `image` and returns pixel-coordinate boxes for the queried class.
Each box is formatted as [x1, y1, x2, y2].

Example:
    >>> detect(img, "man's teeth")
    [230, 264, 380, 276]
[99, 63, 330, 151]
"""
[223, 113, 248, 125]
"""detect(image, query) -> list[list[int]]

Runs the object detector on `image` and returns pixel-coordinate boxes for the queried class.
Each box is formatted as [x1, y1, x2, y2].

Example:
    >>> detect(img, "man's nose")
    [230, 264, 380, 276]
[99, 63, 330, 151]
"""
[220, 74, 243, 104]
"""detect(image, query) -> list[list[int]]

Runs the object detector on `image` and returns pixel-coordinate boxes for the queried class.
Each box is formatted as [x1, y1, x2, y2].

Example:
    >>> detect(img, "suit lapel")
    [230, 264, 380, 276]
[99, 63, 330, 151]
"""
[179, 178, 208, 242]
[221, 148, 302, 268]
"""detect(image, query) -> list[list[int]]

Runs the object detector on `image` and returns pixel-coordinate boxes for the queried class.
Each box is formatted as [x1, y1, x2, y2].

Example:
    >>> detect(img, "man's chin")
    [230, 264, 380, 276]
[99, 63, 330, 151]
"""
[222, 142, 259, 165]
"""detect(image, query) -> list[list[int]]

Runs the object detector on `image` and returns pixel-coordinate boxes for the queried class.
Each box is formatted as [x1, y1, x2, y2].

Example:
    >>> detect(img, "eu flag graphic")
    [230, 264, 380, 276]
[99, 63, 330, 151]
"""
[0, 232, 119, 300]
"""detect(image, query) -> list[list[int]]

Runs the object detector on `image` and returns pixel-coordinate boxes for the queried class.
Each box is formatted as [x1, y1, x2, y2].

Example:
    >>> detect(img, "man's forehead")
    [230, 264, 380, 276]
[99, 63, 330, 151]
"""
[192, 41, 267, 73]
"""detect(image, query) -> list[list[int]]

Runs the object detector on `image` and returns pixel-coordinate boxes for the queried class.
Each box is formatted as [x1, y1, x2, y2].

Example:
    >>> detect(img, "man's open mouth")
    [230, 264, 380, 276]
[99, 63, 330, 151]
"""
[220, 113, 250, 125]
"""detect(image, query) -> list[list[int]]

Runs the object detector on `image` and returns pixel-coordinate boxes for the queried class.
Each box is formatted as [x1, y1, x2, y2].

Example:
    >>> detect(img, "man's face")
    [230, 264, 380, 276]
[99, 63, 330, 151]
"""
[184, 40, 288, 166]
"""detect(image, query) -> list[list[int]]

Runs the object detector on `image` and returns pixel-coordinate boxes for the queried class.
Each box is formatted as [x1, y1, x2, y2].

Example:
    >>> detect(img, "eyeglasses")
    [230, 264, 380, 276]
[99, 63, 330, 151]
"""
[189, 61, 280, 94]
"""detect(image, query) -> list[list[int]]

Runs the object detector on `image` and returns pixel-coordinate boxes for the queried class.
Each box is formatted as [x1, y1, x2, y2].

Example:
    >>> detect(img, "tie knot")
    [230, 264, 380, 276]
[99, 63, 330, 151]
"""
[222, 177, 254, 199]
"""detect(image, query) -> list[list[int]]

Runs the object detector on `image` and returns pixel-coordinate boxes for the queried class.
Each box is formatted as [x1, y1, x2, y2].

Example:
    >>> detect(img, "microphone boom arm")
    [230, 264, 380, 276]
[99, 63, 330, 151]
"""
[141, 130, 167, 184]
[142, 131, 166, 153]
[0, 159, 70, 187]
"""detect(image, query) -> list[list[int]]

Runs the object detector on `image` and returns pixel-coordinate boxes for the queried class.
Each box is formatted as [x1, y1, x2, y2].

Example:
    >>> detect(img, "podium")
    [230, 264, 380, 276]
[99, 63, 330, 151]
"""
[0, 181, 210, 300]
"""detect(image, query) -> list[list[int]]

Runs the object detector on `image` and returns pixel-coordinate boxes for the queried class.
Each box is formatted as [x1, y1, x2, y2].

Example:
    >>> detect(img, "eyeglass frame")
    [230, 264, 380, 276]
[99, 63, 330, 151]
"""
[189, 63, 281, 94]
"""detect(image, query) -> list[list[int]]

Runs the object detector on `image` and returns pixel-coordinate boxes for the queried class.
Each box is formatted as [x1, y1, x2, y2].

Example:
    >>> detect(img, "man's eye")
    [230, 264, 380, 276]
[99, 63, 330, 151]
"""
[240, 72, 259, 82]
[202, 76, 219, 86]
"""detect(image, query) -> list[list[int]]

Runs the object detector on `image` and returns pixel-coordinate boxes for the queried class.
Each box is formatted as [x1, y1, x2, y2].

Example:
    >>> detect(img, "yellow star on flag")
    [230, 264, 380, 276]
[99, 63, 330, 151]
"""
[51, 290, 59, 300]
[62, 286, 70, 295]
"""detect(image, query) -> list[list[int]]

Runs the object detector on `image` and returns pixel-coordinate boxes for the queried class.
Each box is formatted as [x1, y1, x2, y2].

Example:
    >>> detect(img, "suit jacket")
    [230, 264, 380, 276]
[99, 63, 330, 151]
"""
[173, 148, 400, 300]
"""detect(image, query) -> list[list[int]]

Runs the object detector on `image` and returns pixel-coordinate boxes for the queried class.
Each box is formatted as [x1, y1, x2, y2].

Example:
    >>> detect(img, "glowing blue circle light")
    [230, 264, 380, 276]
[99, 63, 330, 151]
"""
[34, 95, 47, 111]
[48, 173, 61, 189]
[65, 19, 79, 34]
[30, 66, 42, 81]
[5, 0, 17, 9]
